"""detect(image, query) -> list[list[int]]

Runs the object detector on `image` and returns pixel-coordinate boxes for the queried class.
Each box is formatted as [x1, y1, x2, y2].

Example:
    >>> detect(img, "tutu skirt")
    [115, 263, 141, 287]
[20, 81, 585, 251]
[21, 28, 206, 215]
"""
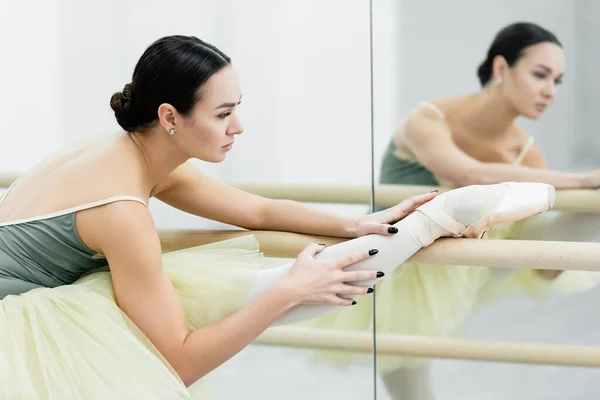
[0, 235, 287, 399]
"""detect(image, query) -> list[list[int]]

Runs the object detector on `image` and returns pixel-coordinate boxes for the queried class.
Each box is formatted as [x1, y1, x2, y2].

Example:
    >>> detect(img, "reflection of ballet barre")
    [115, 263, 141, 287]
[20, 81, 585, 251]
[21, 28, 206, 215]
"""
[2, 172, 600, 212]
[255, 327, 600, 367]
[229, 182, 600, 213]
[159, 229, 600, 271]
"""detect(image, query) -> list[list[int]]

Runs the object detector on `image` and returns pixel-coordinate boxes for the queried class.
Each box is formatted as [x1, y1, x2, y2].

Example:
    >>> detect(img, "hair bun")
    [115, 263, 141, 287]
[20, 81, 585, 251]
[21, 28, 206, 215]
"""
[110, 83, 138, 131]
[110, 83, 132, 113]
[476, 59, 492, 86]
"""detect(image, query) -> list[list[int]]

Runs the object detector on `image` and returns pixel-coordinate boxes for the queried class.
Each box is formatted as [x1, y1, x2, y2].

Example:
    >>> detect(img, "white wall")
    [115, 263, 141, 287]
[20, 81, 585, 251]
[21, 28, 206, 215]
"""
[1, 0, 374, 229]
[373, 0, 583, 175]
[573, 0, 600, 169]
[0, 0, 65, 171]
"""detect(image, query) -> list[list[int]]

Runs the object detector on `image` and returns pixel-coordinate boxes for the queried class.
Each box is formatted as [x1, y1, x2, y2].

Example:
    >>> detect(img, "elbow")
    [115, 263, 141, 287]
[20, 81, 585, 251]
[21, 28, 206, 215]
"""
[181, 374, 202, 388]
[165, 343, 208, 388]
[171, 357, 206, 388]
[254, 198, 288, 230]
[451, 165, 493, 187]
[247, 198, 278, 231]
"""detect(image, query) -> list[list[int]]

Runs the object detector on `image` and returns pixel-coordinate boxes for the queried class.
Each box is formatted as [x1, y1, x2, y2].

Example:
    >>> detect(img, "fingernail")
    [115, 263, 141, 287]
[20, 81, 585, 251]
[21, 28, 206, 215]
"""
[367, 288, 374, 293]
[369, 249, 378, 256]
[430, 190, 438, 193]
[388, 226, 398, 234]
[377, 271, 384, 277]
[352, 300, 357, 305]
[318, 243, 326, 246]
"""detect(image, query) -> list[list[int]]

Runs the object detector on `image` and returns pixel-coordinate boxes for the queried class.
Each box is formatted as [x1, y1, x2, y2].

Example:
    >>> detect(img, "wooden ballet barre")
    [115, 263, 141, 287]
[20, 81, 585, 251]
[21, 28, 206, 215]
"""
[158, 229, 600, 271]
[230, 182, 600, 214]
[254, 327, 600, 367]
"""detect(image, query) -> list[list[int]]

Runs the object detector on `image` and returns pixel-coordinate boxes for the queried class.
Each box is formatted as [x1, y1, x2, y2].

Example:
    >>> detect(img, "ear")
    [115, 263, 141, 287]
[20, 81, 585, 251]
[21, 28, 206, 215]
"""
[157, 103, 178, 132]
[491, 55, 510, 83]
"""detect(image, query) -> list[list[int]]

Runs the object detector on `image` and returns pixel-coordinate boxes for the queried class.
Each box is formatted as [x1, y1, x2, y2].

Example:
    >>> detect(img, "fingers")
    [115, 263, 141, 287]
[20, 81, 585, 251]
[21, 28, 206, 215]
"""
[401, 191, 437, 211]
[298, 242, 326, 259]
[334, 282, 375, 296]
[333, 248, 378, 269]
[325, 294, 357, 307]
[378, 223, 400, 236]
[341, 269, 384, 283]
[360, 220, 401, 236]
[383, 191, 438, 223]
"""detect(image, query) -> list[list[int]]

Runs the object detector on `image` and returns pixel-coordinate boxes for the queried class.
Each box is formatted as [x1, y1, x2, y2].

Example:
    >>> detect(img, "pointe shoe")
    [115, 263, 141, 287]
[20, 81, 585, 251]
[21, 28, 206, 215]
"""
[405, 182, 556, 246]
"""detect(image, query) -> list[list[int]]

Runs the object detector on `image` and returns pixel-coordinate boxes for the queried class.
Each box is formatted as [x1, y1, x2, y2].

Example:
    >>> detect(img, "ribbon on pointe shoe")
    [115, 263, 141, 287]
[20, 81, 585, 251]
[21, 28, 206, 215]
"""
[406, 200, 467, 247]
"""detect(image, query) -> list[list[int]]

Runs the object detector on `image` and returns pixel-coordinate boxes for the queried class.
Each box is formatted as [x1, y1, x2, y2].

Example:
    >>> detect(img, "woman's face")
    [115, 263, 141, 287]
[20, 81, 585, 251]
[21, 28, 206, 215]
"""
[176, 65, 244, 163]
[501, 42, 565, 119]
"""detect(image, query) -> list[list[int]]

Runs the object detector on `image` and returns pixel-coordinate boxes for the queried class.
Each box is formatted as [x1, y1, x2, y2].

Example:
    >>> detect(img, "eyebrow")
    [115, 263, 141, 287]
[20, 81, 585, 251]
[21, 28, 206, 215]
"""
[535, 64, 564, 77]
[215, 95, 243, 110]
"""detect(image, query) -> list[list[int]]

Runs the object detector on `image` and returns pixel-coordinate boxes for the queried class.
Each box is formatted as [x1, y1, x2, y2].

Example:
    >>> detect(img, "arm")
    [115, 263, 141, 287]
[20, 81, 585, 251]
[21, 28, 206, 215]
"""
[91, 201, 301, 386]
[402, 113, 590, 189]
[153, 161, 360, 238]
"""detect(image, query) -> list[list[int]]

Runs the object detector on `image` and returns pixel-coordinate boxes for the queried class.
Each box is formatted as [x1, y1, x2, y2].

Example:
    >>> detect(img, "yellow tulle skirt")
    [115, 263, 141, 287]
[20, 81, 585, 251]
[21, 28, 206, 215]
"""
[300, 212, 600, 373]
[3, 214, 599, 397]
[0, 235, 286, 400]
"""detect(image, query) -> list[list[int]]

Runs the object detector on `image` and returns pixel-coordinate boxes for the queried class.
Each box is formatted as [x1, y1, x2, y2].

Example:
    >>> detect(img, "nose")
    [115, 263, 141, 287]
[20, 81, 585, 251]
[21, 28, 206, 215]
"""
[541, 81, 555, 100]
[227, 114, 244, 136]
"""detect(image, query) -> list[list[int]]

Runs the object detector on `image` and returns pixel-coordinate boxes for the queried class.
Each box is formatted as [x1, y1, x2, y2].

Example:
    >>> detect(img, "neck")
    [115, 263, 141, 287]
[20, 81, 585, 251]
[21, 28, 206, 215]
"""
[128, 127, 189, 189]
[458, 85, 519, 138]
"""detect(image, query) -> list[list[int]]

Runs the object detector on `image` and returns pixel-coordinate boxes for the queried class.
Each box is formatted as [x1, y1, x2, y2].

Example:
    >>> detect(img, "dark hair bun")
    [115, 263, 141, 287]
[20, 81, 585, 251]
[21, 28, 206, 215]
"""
[477, 60, 493, 87]
[110, 84, 137, 131]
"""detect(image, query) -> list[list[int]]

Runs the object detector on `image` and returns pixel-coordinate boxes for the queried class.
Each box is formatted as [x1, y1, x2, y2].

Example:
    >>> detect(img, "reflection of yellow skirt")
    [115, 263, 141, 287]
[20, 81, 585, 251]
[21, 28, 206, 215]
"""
[0, 235, 277, 399]
[301, 214, 600, 373]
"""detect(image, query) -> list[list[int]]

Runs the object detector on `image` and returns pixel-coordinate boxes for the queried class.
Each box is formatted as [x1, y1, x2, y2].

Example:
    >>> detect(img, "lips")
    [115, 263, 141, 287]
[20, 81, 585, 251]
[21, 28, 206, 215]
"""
[535, 103, 548, 112]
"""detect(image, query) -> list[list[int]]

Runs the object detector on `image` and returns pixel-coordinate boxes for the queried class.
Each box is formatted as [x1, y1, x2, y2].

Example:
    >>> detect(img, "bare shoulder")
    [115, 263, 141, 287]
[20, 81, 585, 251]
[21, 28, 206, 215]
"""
[0, 133, 147, 222]
[397, 95, 465, 139]
[76, 199, 157, 255]
[411, 95, 470, 118]
[511, 124, 547, 168]
[399, 102, 452, 147]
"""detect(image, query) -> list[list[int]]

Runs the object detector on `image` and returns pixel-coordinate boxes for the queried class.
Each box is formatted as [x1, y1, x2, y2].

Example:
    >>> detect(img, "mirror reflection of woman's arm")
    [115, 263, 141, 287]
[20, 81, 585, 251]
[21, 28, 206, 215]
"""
[402, 112, 600, 189]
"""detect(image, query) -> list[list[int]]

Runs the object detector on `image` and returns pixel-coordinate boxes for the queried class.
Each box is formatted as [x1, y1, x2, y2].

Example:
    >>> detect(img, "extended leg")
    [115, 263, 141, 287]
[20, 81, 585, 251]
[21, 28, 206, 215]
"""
[248, 182, 555, 325]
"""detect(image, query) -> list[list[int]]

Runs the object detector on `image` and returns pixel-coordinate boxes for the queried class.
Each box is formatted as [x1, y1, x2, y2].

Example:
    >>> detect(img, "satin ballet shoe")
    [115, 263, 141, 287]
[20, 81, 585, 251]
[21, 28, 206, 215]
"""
[405, 182, 556, 247]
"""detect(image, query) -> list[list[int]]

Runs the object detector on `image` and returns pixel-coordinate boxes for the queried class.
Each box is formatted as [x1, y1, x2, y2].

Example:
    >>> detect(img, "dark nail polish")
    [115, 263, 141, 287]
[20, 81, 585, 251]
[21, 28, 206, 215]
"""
[377, 271, 384, 278]
[430, 190, 438, 193]
[352, 300, 357, 305]
[367, 288, 374, 293]
[388, 226, 398, 234]
[318, 243, 326, 246]
[369, 249, 378, 256]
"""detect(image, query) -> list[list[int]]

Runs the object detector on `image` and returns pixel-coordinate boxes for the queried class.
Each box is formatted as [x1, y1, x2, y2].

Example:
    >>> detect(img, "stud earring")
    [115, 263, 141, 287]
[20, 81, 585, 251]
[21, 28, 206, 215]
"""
[496, 78, 503, 85]
[169, 128, 175, 136]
